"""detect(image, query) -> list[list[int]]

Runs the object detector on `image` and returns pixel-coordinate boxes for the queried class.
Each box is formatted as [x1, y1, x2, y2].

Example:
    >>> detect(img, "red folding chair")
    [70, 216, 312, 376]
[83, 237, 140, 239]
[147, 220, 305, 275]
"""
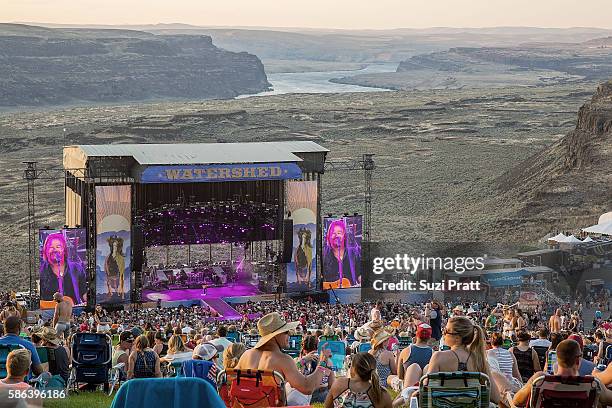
[217, 368, 286, 408]
[529, 375, 602, 408]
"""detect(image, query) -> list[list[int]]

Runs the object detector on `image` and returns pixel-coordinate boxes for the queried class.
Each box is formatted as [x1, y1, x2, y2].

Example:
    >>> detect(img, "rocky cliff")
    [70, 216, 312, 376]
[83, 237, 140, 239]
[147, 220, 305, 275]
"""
[0, 24, 271, 106]
[494, 80, 612, 234]
[397, 41, 612, 80]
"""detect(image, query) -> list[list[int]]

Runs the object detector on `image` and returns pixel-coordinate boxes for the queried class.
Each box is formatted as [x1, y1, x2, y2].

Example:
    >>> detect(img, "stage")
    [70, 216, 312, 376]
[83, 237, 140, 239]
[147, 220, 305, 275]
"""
[141, 282, 259, 302]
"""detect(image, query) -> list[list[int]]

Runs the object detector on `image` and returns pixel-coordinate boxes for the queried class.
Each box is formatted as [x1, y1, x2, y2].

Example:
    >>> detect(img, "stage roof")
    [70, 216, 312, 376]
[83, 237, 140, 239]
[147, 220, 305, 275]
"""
[64, 141, 329, 167]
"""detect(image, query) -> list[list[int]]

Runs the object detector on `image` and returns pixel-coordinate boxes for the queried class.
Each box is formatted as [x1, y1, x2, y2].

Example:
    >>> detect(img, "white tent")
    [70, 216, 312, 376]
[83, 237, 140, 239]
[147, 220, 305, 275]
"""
[582, 220, 612, 235]
[598, 212, 612, 225]
[564, 235, 582, 244]
[582, 236, 594, 243]
[548, 233, 567, 242]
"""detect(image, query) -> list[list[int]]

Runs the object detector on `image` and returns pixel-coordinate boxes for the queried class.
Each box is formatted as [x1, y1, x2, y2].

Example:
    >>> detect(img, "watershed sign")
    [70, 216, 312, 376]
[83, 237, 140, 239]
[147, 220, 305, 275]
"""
[141, 163, 302, 183]
[483, 269, 532, 288]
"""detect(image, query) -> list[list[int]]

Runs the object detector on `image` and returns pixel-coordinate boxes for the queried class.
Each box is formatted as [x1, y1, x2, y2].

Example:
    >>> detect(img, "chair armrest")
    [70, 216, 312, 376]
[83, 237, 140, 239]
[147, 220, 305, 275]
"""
[29, 371, 52, 386]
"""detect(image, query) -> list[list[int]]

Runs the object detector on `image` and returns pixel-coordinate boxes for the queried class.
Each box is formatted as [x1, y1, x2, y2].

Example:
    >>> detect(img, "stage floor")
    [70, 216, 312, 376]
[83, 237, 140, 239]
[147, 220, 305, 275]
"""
[142, 282, 259, 302]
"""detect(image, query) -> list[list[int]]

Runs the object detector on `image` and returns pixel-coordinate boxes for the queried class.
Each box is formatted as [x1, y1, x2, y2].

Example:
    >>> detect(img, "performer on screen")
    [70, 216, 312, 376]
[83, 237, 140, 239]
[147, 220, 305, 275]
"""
[39, 232, 87, 306]
[322, 219, 361, 289]
[104, 236, 126, 298]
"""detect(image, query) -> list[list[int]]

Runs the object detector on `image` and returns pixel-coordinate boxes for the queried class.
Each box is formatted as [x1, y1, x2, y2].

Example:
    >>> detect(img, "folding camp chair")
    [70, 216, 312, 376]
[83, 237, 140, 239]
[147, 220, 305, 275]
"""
[0, 344, 25, 378]
[217, 368, 286, 408]
[180, 359, 217, 389]
[603, 344, 612, 365]
[358, 342, 372, 353]
[529, 375, 601, 408]
[582, 345, 597, 362]
[319, 335, 339, 342]
[36, 346, 49, 372]
[318, 340, 346, 371]
[243, 334, 261, 349]
[398, 336, 413, 350]
[226, 332, 241, 344]
[418, 371, 490, 408]
[111, 377, 224, 408]
[284, 335, 302, 358]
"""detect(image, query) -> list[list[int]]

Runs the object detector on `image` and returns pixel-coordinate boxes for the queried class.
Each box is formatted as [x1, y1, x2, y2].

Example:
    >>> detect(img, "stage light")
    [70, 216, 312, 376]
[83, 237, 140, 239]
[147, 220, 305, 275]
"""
[353, 212, 358, 217]
[327, 213, 333, 218]
[343, 212, 349, 217]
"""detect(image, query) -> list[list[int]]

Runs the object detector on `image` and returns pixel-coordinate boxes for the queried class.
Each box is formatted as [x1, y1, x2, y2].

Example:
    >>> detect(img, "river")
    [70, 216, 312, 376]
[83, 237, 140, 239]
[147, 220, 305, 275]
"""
[238, 63, 397, 98]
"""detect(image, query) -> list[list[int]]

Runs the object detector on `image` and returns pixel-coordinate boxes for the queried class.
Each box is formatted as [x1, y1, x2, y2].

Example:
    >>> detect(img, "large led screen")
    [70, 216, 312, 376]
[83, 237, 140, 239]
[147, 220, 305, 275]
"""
[39, 228, 87, 309]
[95, 185, 132, 304]
[322, 215, 362, 289]
[286, 180, 318, 293]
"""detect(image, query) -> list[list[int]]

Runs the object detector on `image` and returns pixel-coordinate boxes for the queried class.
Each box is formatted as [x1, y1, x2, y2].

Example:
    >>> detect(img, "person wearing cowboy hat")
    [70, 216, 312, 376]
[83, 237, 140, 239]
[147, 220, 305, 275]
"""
[368, 329, 397, 388]
[452, 305, 465, 316]
[235, 312, 332, 395]
[36, 327, 70, 385]
[351, 327, 371, 353]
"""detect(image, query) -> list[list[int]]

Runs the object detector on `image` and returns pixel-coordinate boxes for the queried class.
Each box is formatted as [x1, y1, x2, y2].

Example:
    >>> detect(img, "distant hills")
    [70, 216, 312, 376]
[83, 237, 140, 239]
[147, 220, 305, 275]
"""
[0, 24, 271, 107]
[11, 23, 612, 63]
[397, 39, 612, 80]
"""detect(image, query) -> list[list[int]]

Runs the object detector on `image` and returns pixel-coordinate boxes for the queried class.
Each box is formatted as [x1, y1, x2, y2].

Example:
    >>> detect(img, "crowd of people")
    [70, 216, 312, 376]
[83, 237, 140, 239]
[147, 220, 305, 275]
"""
[0, 292, 611, 407]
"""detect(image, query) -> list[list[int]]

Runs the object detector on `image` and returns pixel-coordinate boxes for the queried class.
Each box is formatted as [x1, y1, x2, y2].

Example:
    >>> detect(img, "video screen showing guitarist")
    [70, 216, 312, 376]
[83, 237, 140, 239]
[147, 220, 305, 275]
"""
[322, 217, 362, 289]
[39, 231, 87, 308]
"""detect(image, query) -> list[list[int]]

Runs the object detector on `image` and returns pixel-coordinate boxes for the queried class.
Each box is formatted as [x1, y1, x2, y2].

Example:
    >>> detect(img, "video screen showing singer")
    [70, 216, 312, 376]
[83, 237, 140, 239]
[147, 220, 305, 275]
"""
[322, 218, 362, 289]
[39, 232, 87, 306]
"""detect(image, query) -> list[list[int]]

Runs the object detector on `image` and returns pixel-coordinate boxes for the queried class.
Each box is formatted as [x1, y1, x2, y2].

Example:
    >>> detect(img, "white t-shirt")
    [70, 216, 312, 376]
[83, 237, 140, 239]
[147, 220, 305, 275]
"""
[529, 338, 552, 348]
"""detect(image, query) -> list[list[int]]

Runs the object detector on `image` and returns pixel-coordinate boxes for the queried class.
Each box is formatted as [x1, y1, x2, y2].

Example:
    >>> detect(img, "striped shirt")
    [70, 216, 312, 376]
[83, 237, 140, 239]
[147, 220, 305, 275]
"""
[489, 348, 514, 379]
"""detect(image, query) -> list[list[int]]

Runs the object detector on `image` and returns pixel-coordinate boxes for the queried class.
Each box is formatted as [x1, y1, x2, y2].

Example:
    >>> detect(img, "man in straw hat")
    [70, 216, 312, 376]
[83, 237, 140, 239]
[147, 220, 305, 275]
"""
[35, 327, 70, 385]
[236, 312, 333, 395]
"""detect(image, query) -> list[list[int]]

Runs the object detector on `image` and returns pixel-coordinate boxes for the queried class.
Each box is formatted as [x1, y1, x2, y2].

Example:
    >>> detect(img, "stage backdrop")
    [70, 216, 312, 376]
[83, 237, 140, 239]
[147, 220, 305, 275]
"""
[322, 215, 362, 290]
[95, 185, 131, 305]
[286, 181, 318, 293]
[39, 228, 87, 309]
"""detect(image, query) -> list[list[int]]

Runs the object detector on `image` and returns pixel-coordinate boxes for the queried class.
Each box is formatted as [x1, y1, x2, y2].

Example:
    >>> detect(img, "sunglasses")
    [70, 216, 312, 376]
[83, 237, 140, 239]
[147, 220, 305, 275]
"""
[443, 328, 459, 336]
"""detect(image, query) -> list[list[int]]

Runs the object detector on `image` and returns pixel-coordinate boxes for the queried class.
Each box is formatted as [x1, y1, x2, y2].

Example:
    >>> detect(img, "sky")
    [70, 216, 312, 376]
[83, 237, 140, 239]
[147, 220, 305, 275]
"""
[5, 0, 612, 29]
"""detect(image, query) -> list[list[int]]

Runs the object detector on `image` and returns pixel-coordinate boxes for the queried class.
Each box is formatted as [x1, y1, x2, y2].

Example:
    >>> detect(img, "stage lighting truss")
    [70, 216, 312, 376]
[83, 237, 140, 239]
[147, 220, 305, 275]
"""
[136, 200, 280, 246]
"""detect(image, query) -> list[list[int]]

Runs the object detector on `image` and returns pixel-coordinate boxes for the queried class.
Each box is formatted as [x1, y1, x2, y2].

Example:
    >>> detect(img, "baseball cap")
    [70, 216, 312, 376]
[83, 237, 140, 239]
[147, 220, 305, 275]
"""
[120, 331, 135, 343]
[193, 342, 224, 361]
[416, 323, 432, 339]
[567, 334, 584, 349]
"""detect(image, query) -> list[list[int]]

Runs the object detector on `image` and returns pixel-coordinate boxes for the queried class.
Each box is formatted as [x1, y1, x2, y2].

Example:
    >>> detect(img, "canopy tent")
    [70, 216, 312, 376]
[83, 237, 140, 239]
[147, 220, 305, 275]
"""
[548, 233, 567, 242]
[599, 212, 612, 225]
[582, 220, 612, 236]
[582, 236, 594, 243]
[564, 235, 583, 244]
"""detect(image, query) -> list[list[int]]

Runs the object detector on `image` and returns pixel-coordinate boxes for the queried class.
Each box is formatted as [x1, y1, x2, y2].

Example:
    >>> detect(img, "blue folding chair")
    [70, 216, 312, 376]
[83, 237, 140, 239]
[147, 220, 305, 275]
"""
[398, 336, 412, 349]
[226, 332, 241, 344]
[358, 343, 372, 353]
[179, 359, 217, 389]
[111, 377, 225, 408]
[283, 335, 302, 358]
[0, 344, 25, 378]
[318, 341, 346, 371]
[244, 335, 260, 349]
